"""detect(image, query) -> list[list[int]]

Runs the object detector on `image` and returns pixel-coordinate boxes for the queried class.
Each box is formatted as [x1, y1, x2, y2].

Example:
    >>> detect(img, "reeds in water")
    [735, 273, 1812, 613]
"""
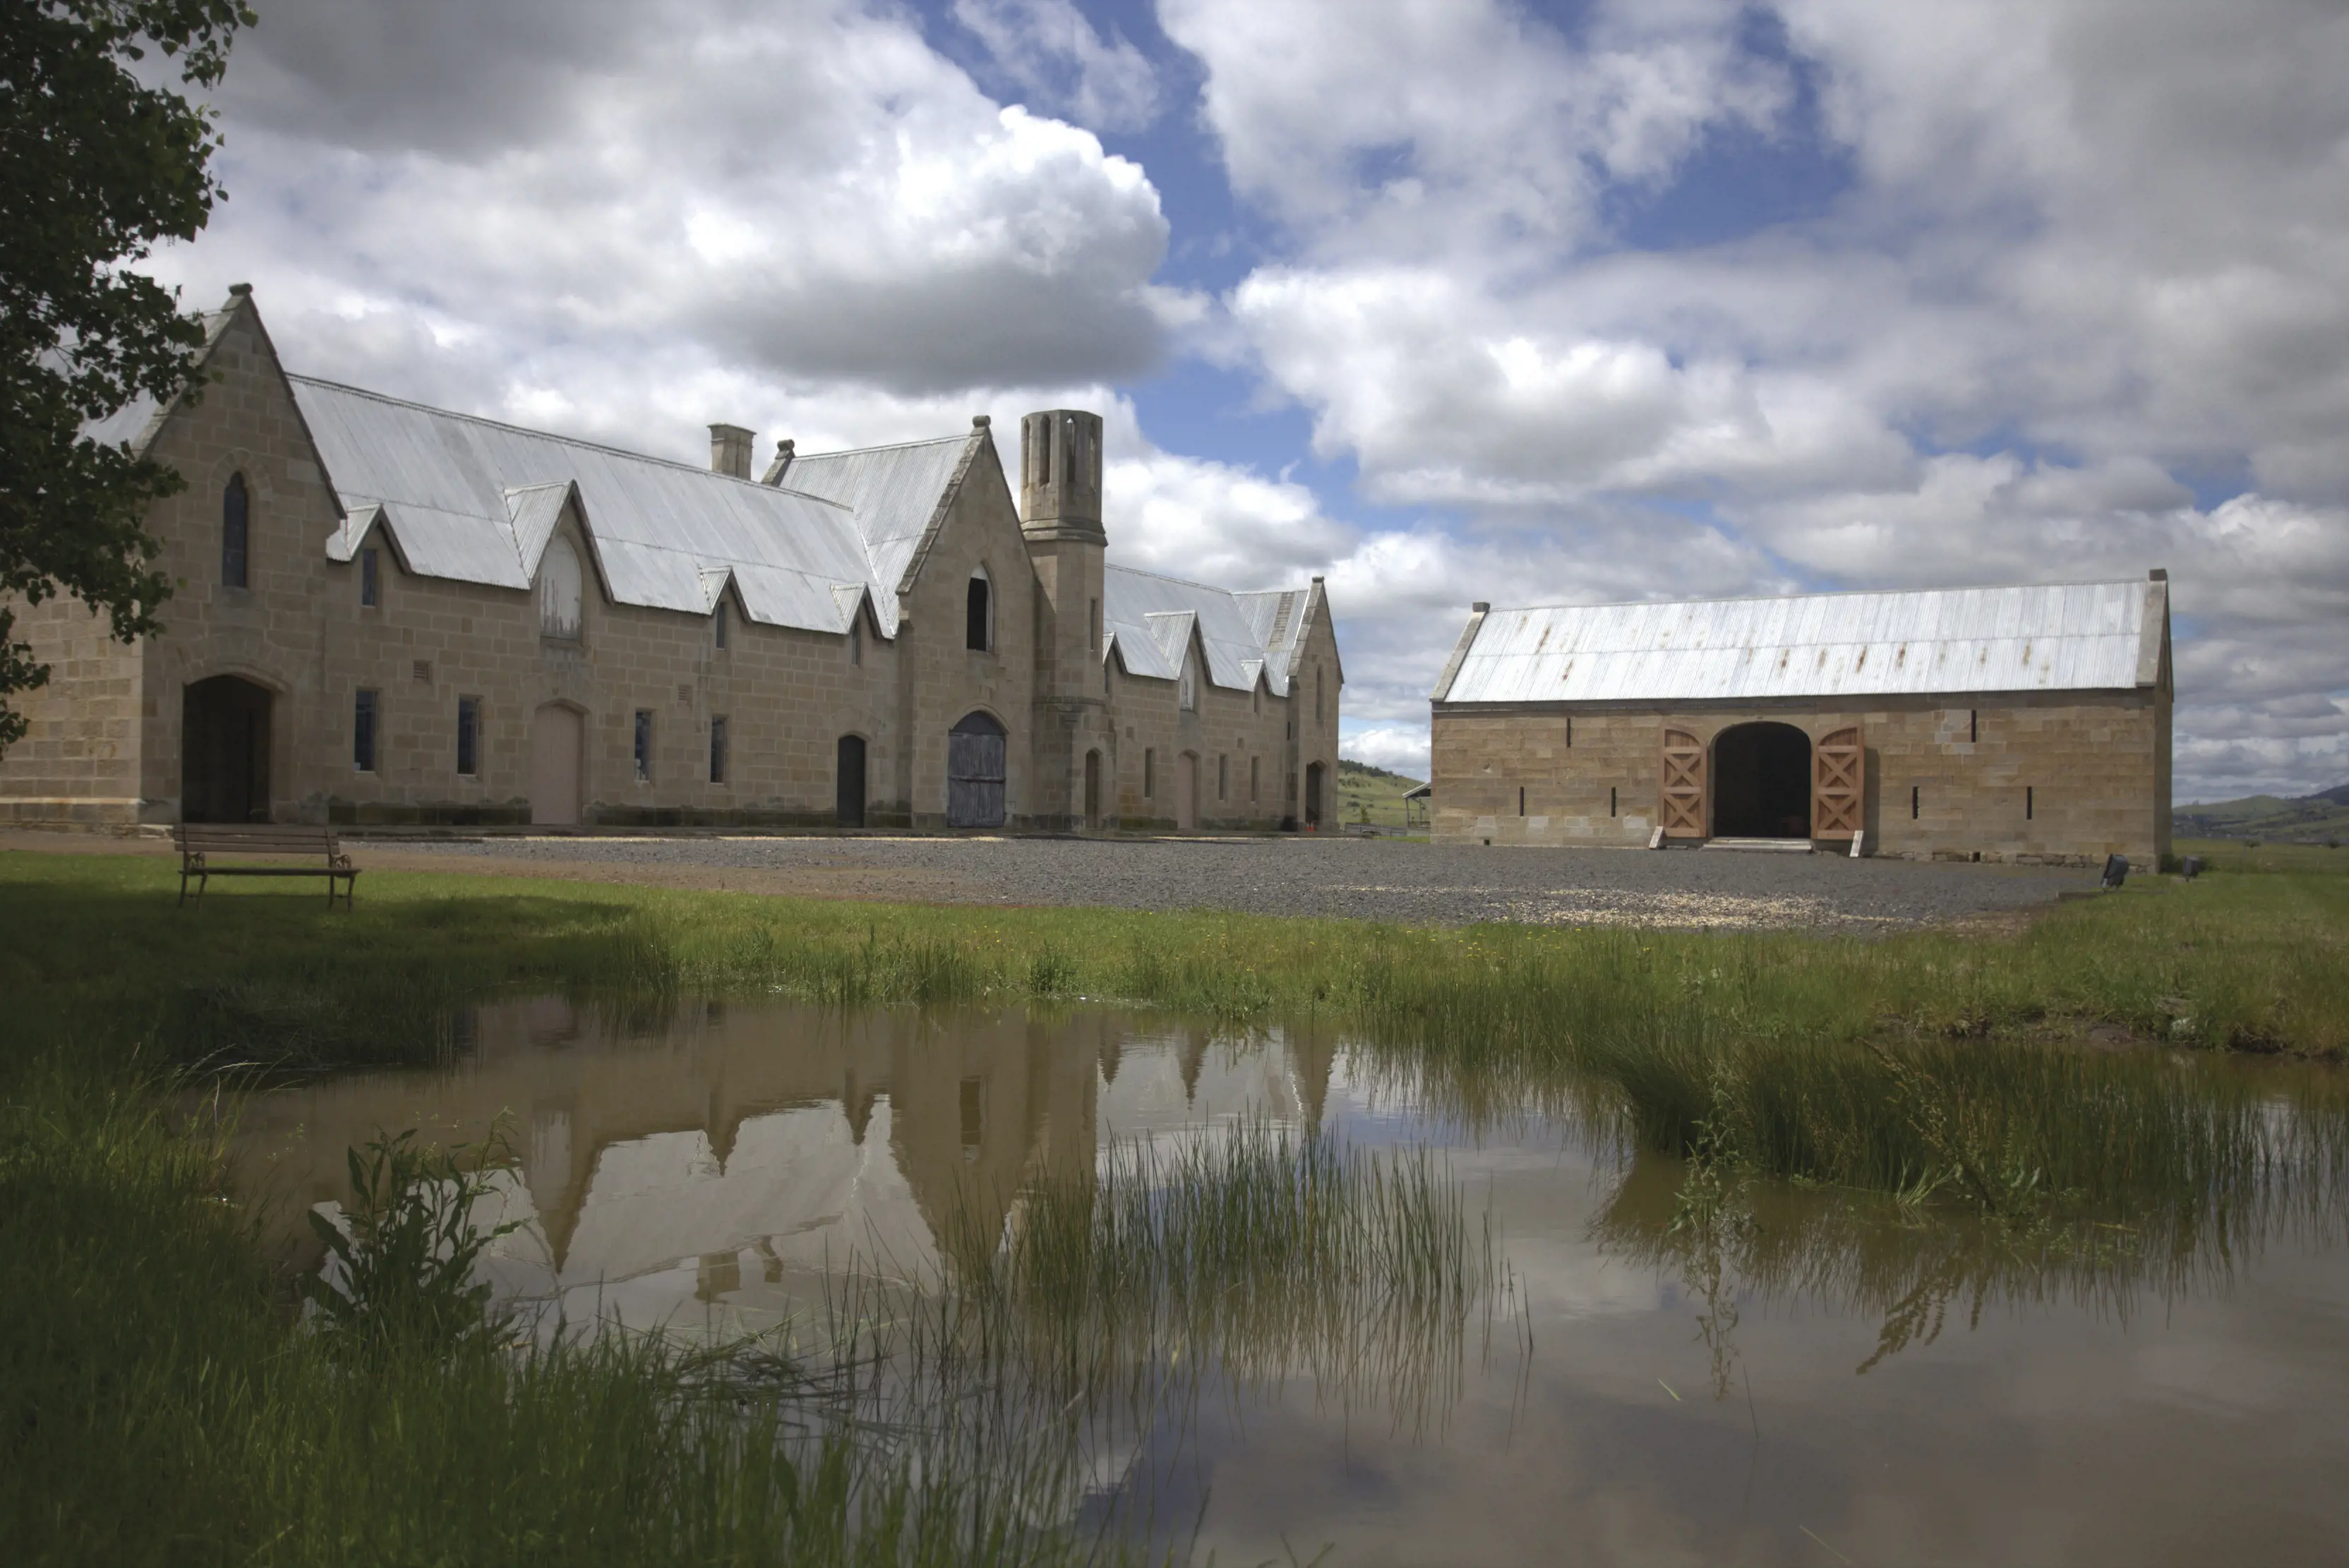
[946, 1121, 1498, 1428]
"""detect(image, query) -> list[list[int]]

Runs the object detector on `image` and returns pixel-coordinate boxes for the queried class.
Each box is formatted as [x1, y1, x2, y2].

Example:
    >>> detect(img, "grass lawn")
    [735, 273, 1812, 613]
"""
[4, 846, 2346, 1564]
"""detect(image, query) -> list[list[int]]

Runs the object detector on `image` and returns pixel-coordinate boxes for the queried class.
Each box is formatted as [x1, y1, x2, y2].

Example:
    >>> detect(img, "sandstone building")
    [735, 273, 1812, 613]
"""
[1, 288, 1342, 833]
[1428, 579, 2173, 865]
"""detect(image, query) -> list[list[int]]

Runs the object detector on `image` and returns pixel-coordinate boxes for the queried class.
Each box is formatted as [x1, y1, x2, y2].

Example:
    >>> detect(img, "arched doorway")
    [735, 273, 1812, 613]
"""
[947, 711, 1006, 828]
[1174, 751, 1198, 831]
[181, 675, 272, 822]
[1712, 722, 1812, 839]
[1304, 760, 1326, 829]
[836, 735, 867, 828]
[530, 704, 583, 826]
[1083, 749, 1102, 830]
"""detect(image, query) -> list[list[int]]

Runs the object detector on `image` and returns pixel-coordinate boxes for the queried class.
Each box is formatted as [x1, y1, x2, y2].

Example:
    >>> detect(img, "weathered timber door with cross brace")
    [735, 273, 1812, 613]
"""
[1813, 725, 1864, 838]
[1659, 728, 1706, 838]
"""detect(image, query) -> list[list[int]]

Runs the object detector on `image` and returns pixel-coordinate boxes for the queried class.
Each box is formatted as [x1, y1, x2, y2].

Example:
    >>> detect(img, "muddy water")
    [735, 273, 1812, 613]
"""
[232, 998, 2349, 1567]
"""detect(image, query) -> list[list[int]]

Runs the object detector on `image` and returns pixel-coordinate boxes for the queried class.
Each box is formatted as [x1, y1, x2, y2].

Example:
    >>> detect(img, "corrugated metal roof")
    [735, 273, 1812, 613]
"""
[1437, 581, 2167, 705]
[125, 310, 1326, 663]
[1104, 565, 1299, 694]
[1232, 588, 1308, 694]
[771, 437, 973, 628]
[289, 376, 874, 635]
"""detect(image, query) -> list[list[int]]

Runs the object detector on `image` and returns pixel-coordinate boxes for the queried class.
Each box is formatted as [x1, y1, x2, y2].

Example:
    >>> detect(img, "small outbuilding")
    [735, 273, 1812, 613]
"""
[1427, 575, 2173, 867]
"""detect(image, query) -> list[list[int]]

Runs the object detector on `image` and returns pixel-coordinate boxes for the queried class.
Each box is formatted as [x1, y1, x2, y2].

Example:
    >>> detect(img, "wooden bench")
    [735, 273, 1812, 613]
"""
[174, 824, 360, 909]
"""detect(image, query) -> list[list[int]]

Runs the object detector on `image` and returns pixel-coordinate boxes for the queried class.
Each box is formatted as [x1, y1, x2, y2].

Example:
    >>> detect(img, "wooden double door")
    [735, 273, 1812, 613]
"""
[1657, 722, 1863, 840]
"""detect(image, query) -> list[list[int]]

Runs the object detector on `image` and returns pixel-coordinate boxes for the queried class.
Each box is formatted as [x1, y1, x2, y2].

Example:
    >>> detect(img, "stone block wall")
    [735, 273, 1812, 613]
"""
[0, 591, 145, 826]
[1431, 691, 2169, 865]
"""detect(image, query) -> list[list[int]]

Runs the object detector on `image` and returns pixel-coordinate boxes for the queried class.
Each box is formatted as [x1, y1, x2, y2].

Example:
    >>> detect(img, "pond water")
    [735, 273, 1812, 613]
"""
[231, 998, 2349, 1567]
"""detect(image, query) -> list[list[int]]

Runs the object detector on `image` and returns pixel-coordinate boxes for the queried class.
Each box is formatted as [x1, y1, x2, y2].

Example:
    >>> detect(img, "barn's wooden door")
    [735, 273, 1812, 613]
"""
[836, 735, 866, 828]
[947, 712, 1006, 828]
[1813, 725, 1864, 838]
[1659, 728, 1706, 838]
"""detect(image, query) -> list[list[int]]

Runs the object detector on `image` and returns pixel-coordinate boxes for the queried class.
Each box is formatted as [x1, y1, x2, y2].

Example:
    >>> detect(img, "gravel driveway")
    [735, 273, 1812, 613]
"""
[362, 833, 2091, 933]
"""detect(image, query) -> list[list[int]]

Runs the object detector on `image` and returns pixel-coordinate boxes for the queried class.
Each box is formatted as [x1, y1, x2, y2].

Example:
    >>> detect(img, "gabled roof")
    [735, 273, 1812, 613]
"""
[1104, 566, 1314, 694]
[98, 290, 1335, 661]
[768, 435, 978, 617]
[78, 306, 239, 457]
[1435, 579, 2170, 705]
[289, 375, 877, 636]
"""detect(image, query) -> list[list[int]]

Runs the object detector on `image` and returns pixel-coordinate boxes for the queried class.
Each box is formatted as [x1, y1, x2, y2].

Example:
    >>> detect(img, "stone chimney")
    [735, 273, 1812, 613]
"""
[708, 423, 755, 480]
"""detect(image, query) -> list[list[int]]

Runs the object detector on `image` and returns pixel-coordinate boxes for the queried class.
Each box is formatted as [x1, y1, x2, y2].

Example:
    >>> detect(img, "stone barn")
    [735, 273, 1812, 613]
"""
[0, 287, 1344, 833]
[1427, 577, 2173, 866]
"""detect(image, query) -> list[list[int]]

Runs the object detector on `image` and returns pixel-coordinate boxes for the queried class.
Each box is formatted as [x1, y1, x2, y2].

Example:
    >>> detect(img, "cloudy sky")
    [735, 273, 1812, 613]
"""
[146, 0, 2348, 799]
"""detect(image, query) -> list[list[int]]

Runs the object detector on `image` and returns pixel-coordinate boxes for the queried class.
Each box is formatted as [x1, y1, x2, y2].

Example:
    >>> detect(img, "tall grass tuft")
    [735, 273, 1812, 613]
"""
[948, 1121, 1496, 1427]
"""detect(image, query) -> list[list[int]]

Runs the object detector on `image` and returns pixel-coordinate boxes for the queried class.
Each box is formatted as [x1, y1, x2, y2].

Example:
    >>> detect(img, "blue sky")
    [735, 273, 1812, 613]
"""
[150, 0, 2349, 797]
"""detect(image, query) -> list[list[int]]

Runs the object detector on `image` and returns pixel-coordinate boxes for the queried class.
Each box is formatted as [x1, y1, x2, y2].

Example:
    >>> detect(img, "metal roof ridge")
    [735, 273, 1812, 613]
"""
[1107, 562, 1307, 598]
[787, 432, 973, 461]
[1477, 577, 2153, 615]
[284, 373, 835, 493]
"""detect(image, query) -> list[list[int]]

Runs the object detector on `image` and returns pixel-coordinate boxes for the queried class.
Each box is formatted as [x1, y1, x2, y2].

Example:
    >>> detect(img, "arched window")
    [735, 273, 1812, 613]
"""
[539, 536, 584, 639]
[966, 568, 992, 651]
[1179, 653, 1197, 712]
[221, 473, 249, 588]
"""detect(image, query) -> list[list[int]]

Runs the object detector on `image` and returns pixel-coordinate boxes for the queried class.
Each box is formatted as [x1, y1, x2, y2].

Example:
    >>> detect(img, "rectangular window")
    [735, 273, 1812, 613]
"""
[361, 546, 379, 608]
[850, 621, 863, 666]
[1088, 596, 1100, 651]
[714, 601, 728, 649]
[354, 689, 378, 773]
[1566, 716, 1573, 748]
[2026, 785, 2034, 821]
[1518, 785, 1526, 816]
[1143, 748, 1155, 798]
[1218, 754, 1228, 801]
[1970, 708, 1978, 744]
[633, 710, 653, 783]
[1911, 785, 1921, 820]
[456, 696, 479, 776]
[1251, 756, 1260, 802]
[709, 716, 728, 784]
[1609, 785, 1617, 817]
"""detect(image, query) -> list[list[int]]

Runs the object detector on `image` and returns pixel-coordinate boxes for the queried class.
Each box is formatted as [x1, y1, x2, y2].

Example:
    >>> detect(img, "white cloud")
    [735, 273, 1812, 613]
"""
[1159, 0, 2349, 796]
[1158, 0, 1787, 263]
[161, 0, 1173, 453]
[138, 0, 2349, 800]
[949, 0, 1163, 132]
[1340, 724, 1431, 780]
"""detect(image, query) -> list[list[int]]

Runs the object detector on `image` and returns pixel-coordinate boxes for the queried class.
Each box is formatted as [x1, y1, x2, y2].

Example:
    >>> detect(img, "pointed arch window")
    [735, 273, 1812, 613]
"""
[1179, 653, 1198, 712]
[539, 537, 584, 639]
[221, 473, 249, 588]
[966, 567, 992, 652]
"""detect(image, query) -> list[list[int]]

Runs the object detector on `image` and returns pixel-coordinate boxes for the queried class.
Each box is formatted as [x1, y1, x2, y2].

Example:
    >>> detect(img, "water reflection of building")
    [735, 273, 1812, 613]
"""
[236, 999, 1120, 1288]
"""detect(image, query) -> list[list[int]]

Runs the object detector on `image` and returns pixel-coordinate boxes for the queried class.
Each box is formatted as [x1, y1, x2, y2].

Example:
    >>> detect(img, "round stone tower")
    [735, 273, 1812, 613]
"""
[1020, 410, 1111, 828]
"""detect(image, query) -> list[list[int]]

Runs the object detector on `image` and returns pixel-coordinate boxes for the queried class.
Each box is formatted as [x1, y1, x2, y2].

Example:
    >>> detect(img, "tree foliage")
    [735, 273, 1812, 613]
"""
[0, 0, 252, 754]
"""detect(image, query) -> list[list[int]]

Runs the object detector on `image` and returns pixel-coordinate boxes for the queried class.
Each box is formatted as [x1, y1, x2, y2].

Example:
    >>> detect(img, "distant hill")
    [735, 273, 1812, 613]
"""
[2174, 782, 2349, 843]
[1335, 756, 1425, 831]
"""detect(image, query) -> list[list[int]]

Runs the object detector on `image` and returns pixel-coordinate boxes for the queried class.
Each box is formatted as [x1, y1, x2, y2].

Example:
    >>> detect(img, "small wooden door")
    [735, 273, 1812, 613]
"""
[1659, 727, 1705, 838]
[530, 704, 582, 826]
[1175, 752, 1198, 831]
[1813, 725, 1864, 838]
[947, 712, 1006, 828]
[836, 735, 866, 828]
